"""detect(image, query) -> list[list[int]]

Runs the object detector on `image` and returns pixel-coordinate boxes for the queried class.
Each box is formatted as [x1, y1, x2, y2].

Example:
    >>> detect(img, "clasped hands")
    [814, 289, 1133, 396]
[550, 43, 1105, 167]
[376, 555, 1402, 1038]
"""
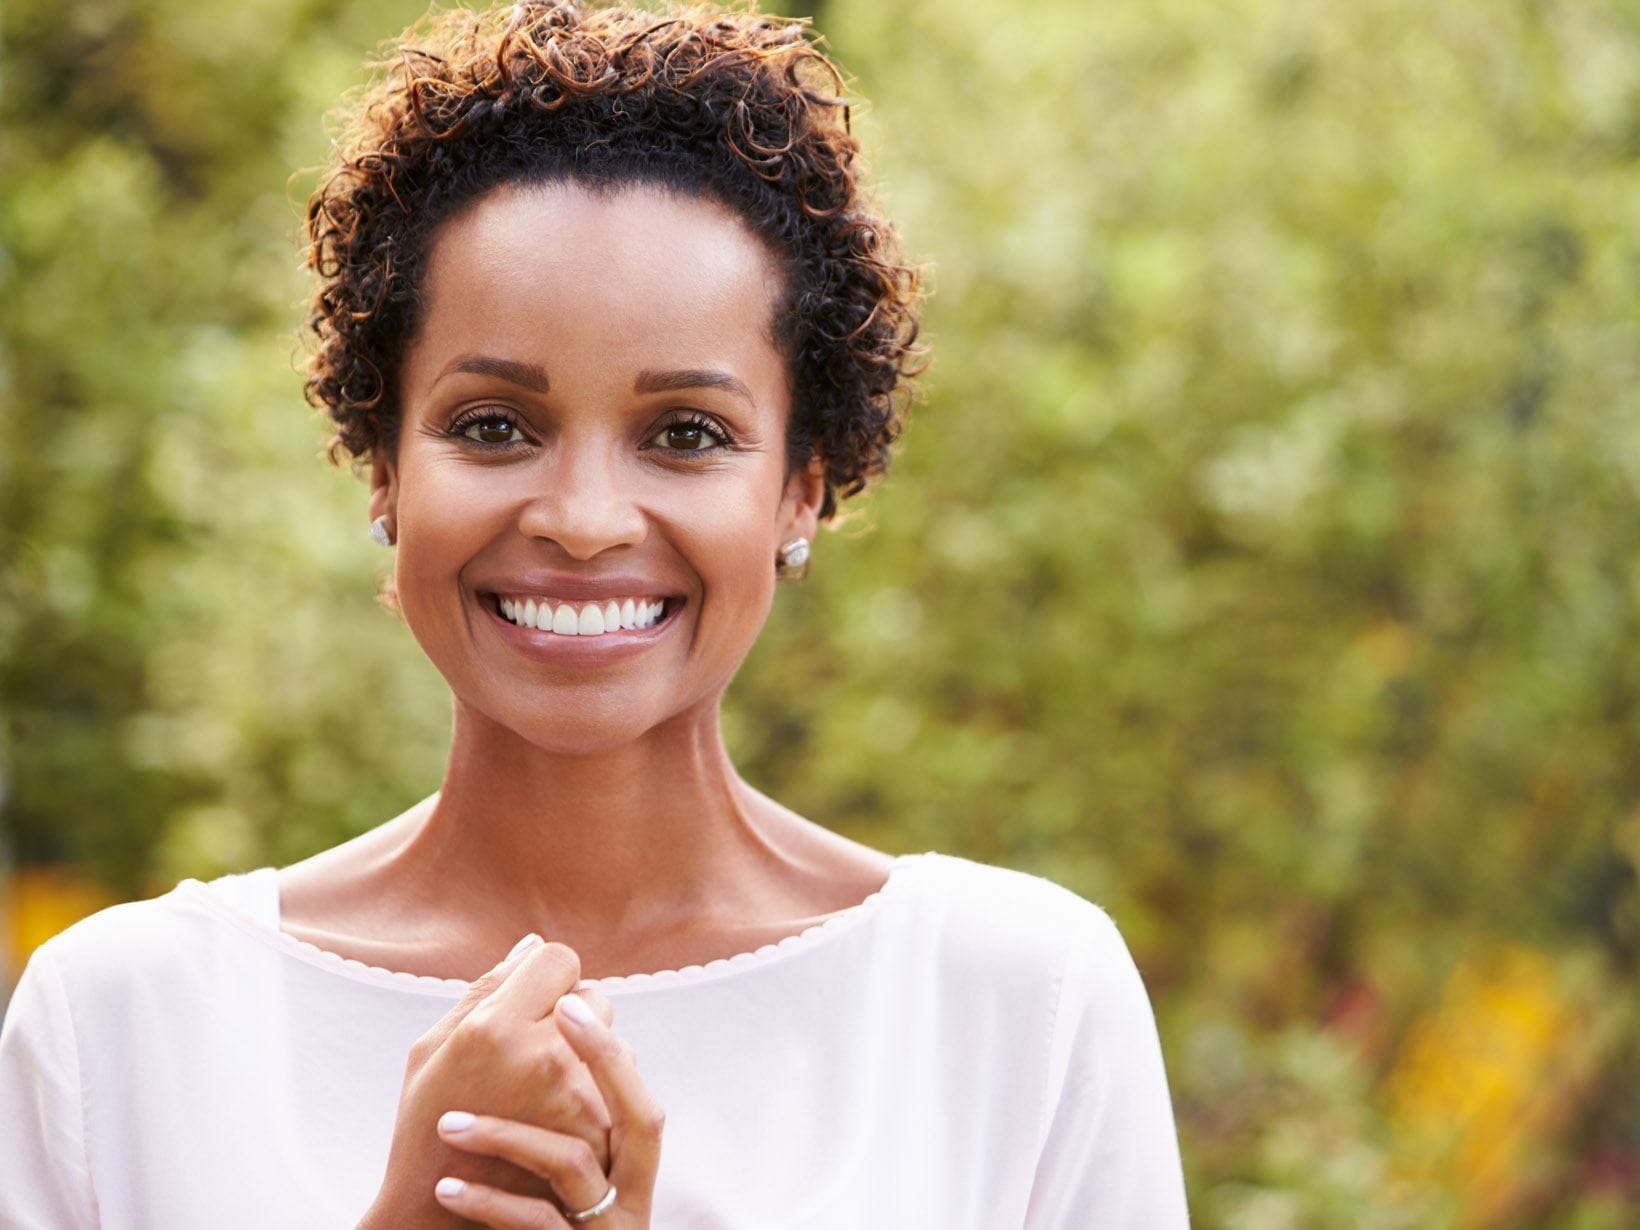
[362, 934, 664, 1229]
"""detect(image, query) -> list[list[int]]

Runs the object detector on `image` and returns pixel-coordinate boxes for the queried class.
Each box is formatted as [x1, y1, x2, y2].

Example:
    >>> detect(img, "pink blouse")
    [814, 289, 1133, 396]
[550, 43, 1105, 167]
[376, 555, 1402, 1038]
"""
[0, 851, 1189, 1227]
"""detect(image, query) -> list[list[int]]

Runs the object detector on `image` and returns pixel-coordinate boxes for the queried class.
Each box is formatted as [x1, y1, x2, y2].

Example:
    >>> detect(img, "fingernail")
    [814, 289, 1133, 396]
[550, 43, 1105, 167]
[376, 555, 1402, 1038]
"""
[558, 991, 596, 1027]
[435, 1177, 466, 1199]
[506, 933, 543, 962]
[438, 1110, 475, 1133]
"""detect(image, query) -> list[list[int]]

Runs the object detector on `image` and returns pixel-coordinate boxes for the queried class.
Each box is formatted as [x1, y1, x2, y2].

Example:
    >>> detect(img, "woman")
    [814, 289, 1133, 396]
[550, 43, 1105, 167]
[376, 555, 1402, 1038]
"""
[0, 2, 1189, 1226]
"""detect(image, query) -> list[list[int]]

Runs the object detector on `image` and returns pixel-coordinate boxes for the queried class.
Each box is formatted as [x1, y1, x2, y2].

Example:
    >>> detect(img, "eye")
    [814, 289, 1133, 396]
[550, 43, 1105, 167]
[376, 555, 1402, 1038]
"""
[449, 409, 528, 448]
[648, 413, 731, 456]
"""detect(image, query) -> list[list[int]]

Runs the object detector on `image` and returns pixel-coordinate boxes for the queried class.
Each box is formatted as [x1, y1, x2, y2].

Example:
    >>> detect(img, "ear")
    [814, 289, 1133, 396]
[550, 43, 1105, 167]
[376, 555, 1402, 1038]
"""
[368, 449, 398, 529]
[778, 454, 826, 545]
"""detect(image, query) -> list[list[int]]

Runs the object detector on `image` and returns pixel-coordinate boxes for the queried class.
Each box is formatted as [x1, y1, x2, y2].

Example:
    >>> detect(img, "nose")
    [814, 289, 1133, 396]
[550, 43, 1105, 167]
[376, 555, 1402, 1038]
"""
[516, 440, 647, 560]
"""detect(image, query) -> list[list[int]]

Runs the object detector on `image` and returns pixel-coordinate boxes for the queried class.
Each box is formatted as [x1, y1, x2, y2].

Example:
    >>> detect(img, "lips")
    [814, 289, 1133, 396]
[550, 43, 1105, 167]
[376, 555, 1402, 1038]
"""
[473, 571, 687, 664]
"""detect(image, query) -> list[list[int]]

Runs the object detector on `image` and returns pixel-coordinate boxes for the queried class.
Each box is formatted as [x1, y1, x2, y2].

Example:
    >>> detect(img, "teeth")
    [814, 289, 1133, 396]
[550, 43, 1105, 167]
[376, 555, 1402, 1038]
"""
[499, 594, 669, 636]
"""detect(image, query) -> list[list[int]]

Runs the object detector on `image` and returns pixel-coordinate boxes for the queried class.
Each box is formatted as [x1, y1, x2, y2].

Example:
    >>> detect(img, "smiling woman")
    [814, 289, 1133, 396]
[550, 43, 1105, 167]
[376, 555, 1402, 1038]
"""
[0, 2, 1187, 1228]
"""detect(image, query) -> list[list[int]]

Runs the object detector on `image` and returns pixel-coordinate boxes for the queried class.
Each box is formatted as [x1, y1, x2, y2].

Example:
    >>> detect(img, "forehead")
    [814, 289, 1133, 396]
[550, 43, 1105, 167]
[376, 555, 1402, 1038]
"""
[406, 181, 787, 395]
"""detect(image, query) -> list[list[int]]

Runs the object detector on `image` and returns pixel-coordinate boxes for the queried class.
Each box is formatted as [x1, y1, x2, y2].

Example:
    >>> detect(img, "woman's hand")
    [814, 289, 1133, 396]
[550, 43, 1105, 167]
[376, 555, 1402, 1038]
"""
[429, 990, 665, 1227]
[360, 935, 626, 1228]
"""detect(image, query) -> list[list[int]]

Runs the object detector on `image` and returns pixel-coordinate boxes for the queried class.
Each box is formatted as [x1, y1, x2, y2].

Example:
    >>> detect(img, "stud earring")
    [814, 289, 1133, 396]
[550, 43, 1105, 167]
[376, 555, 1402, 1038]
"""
[368, 515, 395, 547]
[776, 536, 810, 580]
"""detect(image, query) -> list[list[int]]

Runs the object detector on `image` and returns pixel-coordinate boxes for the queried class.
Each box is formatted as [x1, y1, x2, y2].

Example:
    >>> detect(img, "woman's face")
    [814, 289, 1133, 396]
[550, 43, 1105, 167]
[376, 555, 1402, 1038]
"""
[373, 181, 823, 752]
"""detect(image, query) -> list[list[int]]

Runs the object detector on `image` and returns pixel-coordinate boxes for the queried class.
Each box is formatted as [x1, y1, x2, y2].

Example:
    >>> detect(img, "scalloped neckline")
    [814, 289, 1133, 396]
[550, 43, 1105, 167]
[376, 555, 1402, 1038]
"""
[183, 852, 933, 997]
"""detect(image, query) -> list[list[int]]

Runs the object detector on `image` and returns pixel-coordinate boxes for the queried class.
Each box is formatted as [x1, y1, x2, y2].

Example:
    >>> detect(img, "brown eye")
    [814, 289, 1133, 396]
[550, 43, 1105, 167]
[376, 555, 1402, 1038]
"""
[458, 415, 521, 446]
[648, 416, 728, 454]
[664, 424, 706, 450]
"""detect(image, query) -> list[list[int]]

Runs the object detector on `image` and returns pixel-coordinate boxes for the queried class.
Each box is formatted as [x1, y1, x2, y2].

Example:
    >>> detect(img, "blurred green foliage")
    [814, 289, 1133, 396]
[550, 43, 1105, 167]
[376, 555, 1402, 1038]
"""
[5, 0, 1640, 1223]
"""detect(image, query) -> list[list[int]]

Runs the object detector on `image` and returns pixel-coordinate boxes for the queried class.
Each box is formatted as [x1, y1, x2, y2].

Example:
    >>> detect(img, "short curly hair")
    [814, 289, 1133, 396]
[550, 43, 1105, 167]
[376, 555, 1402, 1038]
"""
[303, 0, 925, 521]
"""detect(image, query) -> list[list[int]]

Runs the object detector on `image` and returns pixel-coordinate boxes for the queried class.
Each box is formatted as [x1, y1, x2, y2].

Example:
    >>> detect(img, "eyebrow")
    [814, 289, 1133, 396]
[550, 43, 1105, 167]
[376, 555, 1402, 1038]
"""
[433, 355, 754, 407]
[437, 354, 552, 393]
[634, 368, 755, 407]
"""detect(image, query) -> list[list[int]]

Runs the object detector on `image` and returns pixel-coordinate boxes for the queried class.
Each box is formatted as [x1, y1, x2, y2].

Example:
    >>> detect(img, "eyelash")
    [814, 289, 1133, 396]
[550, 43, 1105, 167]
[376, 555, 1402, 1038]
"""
[444, 408, 734, 457]
[446, 408, 531, 450]
[650, 412, 732, 457]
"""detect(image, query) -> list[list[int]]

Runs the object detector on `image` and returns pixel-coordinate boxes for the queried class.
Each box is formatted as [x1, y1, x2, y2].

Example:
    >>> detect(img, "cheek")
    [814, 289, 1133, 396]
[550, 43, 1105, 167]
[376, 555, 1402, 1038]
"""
[669, 476, 782, 649]
[391, 463, 505, 642]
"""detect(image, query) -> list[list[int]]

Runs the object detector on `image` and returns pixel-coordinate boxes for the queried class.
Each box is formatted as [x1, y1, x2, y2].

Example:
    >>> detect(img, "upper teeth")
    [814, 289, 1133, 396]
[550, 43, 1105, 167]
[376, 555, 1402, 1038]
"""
[498, 596, 667, 635]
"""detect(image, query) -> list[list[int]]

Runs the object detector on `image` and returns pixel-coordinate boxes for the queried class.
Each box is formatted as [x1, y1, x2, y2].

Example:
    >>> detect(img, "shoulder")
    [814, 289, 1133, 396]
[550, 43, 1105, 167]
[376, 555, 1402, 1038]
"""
[909, 851, 1116, 919]
[21, 874, 262, 1012]
[907, 852, 1129, 952]
[894, 852, 1138, 1001]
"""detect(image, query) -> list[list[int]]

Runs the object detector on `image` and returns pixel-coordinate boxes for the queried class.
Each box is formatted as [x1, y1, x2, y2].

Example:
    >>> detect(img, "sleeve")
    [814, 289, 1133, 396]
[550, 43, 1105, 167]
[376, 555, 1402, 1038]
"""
[1024, 907, 1190, 1229]
[0, 944, 100, 1229]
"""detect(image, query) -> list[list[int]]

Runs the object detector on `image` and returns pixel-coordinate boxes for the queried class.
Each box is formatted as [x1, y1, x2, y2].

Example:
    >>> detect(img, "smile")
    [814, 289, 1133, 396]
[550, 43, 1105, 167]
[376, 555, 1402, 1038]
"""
[494, 594, 672, 637]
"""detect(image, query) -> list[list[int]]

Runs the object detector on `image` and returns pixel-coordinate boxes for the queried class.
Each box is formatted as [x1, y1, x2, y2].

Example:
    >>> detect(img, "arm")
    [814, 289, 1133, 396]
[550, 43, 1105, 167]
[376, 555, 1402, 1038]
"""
[0, 945, 100, 1229]
[1024, 909, 1190, 1228]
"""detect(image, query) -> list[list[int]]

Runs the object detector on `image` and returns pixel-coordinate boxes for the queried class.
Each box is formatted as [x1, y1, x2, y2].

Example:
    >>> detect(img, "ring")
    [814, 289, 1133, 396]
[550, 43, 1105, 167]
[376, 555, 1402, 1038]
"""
[565, 1183, 618, 1223]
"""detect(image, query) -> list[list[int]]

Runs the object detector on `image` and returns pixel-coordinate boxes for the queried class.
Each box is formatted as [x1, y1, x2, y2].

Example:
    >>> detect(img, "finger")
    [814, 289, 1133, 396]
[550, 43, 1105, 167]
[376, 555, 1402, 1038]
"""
[420, 933, 545, 1053]
[573, 984, 615, 1028]
[555, 993, 665, 1199]
[432, 1175, 574, 1230]
[438, 1111, 609, 1213]
[485, 940, 583, 1023]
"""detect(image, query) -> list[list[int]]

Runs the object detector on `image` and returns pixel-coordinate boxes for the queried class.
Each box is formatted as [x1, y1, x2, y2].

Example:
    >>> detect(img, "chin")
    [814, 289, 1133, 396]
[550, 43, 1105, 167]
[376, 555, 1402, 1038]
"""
[519, 718, 659, 759]
[470, 685, 715, 759]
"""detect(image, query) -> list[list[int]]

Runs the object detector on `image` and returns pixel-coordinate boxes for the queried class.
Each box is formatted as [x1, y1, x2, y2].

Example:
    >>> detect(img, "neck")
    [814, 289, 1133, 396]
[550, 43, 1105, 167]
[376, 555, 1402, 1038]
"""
[382, 696, 800, 936]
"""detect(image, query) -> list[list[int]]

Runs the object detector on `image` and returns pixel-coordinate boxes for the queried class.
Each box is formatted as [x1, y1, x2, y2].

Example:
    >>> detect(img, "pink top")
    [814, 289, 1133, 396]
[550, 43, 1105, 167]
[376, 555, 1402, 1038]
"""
[0, 851, 1189, 1227]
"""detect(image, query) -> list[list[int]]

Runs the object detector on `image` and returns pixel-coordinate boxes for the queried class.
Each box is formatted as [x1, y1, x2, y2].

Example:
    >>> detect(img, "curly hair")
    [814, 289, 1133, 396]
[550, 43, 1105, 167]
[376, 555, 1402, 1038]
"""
[303, 0, 925, 521]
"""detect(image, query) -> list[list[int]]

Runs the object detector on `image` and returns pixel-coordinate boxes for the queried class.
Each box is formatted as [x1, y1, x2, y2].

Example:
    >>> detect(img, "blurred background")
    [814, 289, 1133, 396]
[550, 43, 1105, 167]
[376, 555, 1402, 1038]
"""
[4, 0, 1639, 1224]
